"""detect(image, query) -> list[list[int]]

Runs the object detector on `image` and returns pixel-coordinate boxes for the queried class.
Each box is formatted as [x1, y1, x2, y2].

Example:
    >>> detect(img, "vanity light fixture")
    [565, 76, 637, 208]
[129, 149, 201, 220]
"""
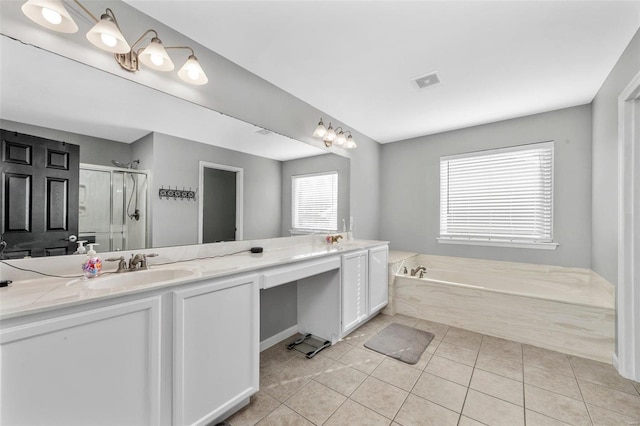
[21, 0, 209, 85]
[312, 118, 357, 149]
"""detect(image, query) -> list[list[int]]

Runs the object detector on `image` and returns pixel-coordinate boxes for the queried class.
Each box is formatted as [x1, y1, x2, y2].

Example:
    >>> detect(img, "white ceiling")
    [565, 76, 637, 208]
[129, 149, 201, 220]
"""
[127, 0, 640, 143]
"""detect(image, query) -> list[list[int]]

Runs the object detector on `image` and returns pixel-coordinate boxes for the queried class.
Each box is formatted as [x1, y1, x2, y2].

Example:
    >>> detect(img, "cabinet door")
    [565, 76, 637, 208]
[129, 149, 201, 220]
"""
[369, 245, 389, 315]
[173, 274, 259, 426]
[341, 250, 369, 335]
[0, 297, 162, 426]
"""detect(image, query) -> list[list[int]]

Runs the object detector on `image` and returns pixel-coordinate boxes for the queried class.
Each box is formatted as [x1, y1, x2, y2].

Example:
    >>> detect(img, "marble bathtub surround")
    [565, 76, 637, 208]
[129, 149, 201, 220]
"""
[388, 252, 615, 363]
[227, 313, 640, 426]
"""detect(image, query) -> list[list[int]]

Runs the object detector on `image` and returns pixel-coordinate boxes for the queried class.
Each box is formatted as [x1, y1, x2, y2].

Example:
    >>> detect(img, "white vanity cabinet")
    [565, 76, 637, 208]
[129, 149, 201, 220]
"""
[368, 245, 389, 315]
[341, 246, 389, 336]
[0, 296, 163, 426]
[341, 250, 369, 334]
[172, 274, 259, 426]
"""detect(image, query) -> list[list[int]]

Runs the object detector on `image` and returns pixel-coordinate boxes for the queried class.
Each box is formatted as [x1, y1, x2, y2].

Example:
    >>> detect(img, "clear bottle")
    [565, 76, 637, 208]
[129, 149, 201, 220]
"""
[82, 243, 102, 278]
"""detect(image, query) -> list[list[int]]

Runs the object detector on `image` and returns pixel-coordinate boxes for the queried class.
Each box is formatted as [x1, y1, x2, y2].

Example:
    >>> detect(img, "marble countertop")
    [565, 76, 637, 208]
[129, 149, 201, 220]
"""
[0, 239, 388, 320]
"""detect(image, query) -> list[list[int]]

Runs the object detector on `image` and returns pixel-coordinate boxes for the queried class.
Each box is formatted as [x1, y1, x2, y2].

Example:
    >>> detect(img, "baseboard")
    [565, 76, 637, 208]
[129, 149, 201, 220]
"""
[612, 353, 619, 371]
[260, 325, 299, 352]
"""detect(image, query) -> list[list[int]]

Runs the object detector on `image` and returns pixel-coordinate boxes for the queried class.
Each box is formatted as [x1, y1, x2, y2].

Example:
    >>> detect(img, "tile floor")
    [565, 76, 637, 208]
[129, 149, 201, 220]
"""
[225, 314, 640, 426]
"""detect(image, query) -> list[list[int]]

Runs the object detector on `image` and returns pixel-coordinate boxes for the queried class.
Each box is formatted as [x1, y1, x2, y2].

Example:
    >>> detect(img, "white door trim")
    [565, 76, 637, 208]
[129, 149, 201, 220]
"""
[615, 70, 640, 381]
[198, 161, 244, 243]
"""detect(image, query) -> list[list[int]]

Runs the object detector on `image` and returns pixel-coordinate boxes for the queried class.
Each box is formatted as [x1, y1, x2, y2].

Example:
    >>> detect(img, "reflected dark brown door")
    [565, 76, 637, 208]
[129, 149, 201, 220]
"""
[203, 167, 237, 243]
[1, 129, 79, 259]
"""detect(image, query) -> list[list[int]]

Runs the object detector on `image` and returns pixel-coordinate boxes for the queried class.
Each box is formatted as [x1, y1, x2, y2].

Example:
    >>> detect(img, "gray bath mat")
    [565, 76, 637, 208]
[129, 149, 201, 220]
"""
[364, 323, 434, 365]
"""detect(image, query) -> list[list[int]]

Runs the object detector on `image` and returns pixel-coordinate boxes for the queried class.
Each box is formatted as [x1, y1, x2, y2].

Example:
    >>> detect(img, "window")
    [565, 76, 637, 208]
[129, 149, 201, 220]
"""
[292, 171, 338, 231]
[439, 142, 556, 249]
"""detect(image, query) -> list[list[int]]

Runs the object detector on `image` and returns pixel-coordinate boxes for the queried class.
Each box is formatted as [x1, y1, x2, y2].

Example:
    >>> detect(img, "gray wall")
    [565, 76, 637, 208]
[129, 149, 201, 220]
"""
[281, 154, 351, 235]
[150, 132, 282, 248]
[0, 119, 130, 166]
[380, 105, 593, 268]
[260, 282, 297, 342]
[591, 28, 640, 286]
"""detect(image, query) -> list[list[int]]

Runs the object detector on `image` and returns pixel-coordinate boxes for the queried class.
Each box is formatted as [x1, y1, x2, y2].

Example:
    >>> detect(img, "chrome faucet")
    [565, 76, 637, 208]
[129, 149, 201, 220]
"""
[128, 253, 159, 270]
[411, 266, 427, 276]
[107, 253, 158, 272]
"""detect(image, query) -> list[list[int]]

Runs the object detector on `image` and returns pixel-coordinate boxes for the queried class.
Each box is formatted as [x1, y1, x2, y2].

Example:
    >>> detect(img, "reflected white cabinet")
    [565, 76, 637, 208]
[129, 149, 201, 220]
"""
[173, 274, 259, 426]
[341, 250, 369, 334]
[368, 245, 389, 315]
[0, 297, 162, 426]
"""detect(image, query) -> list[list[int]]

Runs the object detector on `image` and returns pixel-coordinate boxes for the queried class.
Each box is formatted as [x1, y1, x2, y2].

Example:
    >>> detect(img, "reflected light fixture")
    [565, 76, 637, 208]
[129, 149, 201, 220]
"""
[312, 118, 357, 149]
[21, 0, 208, 85]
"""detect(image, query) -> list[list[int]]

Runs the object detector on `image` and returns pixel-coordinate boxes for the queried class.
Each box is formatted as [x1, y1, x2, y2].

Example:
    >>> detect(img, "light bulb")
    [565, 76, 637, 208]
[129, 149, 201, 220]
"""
[100, 33, 117, 48]
[41, 7, 62, 25]
[150, 54, 164, 66]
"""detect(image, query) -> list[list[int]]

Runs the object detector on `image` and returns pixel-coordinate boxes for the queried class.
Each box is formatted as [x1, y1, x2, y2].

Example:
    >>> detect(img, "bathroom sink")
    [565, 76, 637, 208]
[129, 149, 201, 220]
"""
[68, 268, 198, 290]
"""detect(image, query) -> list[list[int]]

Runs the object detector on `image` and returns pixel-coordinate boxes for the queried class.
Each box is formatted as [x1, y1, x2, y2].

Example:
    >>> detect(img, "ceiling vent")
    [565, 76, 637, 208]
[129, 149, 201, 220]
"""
[255, 128, 272, 136]
[412, 72, 440, 89]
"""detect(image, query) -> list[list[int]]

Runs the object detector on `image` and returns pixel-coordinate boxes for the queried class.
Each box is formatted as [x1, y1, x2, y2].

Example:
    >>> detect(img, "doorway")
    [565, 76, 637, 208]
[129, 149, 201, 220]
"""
[616, 71, 640, 381]
[198, 162, 243, 243]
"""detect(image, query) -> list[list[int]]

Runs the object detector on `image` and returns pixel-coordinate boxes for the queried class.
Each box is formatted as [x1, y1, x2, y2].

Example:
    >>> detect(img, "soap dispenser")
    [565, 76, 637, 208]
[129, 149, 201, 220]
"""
[82, 243, 102, 278]
[74, 240, 88, 255]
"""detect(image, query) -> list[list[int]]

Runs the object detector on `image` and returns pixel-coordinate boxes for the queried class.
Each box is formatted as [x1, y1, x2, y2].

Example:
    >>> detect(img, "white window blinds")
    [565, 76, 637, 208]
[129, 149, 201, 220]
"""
[440, 142, 554, 244]
[292, 171, 338, 231]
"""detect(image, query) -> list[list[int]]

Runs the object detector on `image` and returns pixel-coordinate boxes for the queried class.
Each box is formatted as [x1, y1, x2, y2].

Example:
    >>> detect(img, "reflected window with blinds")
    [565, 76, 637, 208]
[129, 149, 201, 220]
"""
[292, 171, 338, 231]
[439, 142, 555, 248]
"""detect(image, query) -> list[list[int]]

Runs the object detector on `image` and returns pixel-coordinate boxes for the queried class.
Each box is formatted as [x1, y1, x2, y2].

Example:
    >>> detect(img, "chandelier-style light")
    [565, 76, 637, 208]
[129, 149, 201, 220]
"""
[21, 0, 209, 85]
[312, 118, 357, 149]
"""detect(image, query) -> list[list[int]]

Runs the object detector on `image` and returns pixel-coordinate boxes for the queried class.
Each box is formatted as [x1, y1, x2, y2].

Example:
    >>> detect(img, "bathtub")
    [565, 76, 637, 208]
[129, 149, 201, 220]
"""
[386, 253, 615, 363]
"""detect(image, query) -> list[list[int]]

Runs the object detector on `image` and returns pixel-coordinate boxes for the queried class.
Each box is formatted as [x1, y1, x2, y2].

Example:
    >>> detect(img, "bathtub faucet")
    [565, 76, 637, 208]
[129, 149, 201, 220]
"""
[411, 266, 427, 276]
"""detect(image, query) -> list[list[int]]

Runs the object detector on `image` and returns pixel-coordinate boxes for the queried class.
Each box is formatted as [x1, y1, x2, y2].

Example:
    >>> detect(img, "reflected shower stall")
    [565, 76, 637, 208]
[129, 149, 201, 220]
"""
[78, 163, 149, 252]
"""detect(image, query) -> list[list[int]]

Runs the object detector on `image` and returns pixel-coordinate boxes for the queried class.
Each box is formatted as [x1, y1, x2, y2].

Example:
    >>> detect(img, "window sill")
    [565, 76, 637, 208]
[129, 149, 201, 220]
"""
[436, 238, 559, 250]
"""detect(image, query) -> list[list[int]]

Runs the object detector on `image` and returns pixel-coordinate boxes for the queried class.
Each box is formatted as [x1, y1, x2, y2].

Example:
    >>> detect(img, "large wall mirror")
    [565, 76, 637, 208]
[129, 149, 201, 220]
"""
[0, 34, 350, 258]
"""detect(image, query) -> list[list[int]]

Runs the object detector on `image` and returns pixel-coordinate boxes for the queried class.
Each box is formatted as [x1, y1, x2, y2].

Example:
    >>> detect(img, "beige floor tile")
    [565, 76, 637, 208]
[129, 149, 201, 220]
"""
[462, 389, 525, 426]
[282, 354, 335, 379]
[415, 319, 450, 341]
[470, 369, 523, 406]
[442, 327, 483, 351]
[256, 404, 313, 426]
[425, 355, 474, 386]
[634, 381, 640, 395]
[226, 391, 281, 426]
[579, 380, 640, 419]
[586, 403, 640, 425]
[525, 409, 571, 425]
[371, 357, 421, 391]
[365, 313, 395, 331]
[313, 361, 368, 397]
[350, 376, 408, 419]
[388, 313, 420, 328]
[570, 356, 639, 395]
[475, 352, 523, 382]
[435, 341, 479, 367]
[260, 343, 300, 374]
[324, 399, 391, 426]
[412, 346, 435, 371]
[395, 394, 459, 425]
[261, 365, 314, 402]
[458, 416, 487, 426]
[524, 364, 582, 400]
[524, 384, 591, 425]
[338, 346, 385, 374]
[316, 339, 353, 360]
[522, 344, 574, 377]
[343, 321, 384, 346]
[412, 372, 467, 413]
[479, 336, 523, 364]
[284, 381, 346, 425]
